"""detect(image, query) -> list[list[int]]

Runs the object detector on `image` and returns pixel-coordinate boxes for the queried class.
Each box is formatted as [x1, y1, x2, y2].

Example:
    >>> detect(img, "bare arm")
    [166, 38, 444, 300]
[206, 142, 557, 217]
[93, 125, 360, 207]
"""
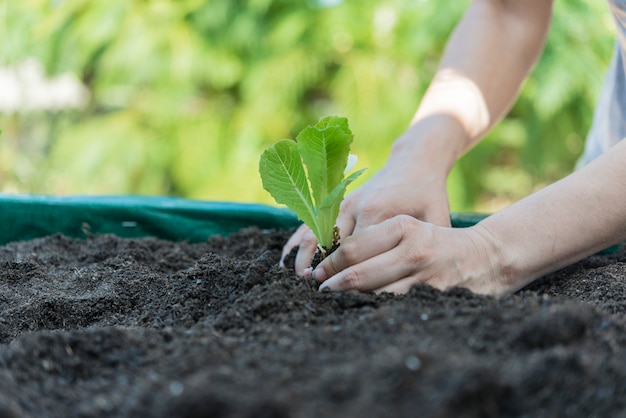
[396, 0, 553, 171]
[472, 139, 626, 294]
[309, 0, 626, 295]
[286, 0, 554, 274]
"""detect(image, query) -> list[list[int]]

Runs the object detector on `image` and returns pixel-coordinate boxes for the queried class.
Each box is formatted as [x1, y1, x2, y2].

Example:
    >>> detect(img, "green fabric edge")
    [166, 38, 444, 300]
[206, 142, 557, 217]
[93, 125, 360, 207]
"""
[0, 195, 300, 245]
[0, 194, 620, 255]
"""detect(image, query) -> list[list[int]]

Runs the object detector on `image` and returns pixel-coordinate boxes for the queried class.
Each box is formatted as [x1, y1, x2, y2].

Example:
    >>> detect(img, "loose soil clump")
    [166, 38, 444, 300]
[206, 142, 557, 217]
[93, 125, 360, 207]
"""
[0, 228, 625, 418]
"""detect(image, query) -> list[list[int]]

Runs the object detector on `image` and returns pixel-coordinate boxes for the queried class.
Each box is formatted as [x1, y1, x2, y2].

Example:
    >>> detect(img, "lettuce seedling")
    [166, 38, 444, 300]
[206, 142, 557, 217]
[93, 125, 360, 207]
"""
[259, 116, 365, 258]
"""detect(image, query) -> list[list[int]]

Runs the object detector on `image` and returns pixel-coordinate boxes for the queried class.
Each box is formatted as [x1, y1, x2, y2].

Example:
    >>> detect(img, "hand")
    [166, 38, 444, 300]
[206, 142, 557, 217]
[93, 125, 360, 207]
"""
[307, 215, 506, 296]
[281, 146, 451, 274]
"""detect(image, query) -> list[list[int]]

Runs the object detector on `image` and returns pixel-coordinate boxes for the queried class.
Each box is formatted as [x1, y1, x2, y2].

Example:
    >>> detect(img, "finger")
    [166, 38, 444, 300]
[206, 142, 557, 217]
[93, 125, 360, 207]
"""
[312, 217, 410, 285]
[280, 224, 310, 268]
[326, 251, 342, 276]
[314, 216, 417, 290]
[294, 229, 318, 275]
[352, 211, 386, 235]
[318, 248, 416, 292]
[374, 276, 421, 295]
[375, 270, 452, 294]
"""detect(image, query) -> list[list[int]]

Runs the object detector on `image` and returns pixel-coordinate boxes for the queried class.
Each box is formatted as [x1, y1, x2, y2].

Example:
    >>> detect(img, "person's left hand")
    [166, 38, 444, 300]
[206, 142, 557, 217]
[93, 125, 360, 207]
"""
[306, 214, 505, 295]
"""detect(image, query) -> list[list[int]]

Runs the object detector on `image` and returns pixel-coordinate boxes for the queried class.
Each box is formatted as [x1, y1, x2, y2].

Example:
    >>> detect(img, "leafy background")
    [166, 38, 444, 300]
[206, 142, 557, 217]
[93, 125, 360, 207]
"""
[0, 0, 615, 213]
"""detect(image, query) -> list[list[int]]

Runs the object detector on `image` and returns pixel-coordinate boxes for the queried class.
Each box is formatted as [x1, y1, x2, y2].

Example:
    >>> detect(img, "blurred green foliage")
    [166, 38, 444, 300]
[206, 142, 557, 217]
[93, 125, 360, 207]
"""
[0, 0, 615, 212]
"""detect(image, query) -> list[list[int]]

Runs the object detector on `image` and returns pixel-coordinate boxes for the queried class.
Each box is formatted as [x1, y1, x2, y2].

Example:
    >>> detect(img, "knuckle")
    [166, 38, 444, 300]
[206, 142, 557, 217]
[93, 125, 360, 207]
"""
[296, 224, 311, 238]
[341, 269, 363, 290]
[339, 197, 355, 212]
[300, 231, 318, 247]
[359, 204, 384, 222]
[389, 214, 417, 236]
[286, 224, 311, 247]
[338, 242, 359, 265]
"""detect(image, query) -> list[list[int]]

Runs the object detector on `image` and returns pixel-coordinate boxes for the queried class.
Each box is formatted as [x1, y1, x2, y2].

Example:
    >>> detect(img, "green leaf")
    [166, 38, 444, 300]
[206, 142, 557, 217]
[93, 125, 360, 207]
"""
[319, 168, 367, 210]
[259, 138, 321, 240]
[260, 116, 364, 250]
[317, 168, 366, 246]
[297, 116, 353, 207]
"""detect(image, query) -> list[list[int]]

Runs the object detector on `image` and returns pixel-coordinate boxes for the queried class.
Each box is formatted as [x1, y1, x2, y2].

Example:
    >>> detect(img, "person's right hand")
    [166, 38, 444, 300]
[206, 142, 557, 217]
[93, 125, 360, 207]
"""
[308, 214, 507, 296]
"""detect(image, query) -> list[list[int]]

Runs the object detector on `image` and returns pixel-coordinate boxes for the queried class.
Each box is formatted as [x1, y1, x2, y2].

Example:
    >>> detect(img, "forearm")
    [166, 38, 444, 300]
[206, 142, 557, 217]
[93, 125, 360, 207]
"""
[394, 0, 553, 168]
[474, 140, 626, 294]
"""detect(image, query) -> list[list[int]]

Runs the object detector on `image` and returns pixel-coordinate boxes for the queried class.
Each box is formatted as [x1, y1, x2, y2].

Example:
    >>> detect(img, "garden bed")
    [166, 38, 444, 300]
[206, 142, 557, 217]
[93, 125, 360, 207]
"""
[1, 227, 625, 417]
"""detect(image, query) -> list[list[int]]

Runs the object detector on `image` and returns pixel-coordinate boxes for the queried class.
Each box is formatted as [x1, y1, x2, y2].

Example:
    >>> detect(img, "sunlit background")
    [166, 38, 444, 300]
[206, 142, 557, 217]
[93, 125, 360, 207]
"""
[0, 0, 615, 213]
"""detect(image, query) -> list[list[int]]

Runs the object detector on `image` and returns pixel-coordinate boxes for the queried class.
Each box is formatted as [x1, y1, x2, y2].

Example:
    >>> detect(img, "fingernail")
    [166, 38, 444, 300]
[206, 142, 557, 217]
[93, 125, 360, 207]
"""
[311, 268, 327, 282]
[303, 267, 312, 278]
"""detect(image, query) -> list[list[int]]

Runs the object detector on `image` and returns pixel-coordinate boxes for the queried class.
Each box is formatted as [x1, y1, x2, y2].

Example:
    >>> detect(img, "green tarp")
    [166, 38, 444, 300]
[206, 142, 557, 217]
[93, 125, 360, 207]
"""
[0, 194, 488, 245]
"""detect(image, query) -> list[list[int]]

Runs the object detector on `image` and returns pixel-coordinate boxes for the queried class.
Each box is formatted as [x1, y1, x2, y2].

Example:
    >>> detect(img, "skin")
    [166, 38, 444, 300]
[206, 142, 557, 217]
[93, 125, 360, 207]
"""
[282, 0, 626, 296]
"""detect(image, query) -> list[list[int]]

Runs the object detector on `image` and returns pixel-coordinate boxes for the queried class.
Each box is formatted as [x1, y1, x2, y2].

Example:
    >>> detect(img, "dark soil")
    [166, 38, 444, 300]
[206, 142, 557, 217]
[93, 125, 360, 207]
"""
[1, 228, 625, 418]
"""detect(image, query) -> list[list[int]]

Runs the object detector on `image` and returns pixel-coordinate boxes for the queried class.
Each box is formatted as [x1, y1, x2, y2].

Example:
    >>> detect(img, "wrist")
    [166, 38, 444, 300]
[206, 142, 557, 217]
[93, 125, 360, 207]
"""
[456, 224, 517, 296]
[390, 114, 470, 176]
[465, 220, 545, 296]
